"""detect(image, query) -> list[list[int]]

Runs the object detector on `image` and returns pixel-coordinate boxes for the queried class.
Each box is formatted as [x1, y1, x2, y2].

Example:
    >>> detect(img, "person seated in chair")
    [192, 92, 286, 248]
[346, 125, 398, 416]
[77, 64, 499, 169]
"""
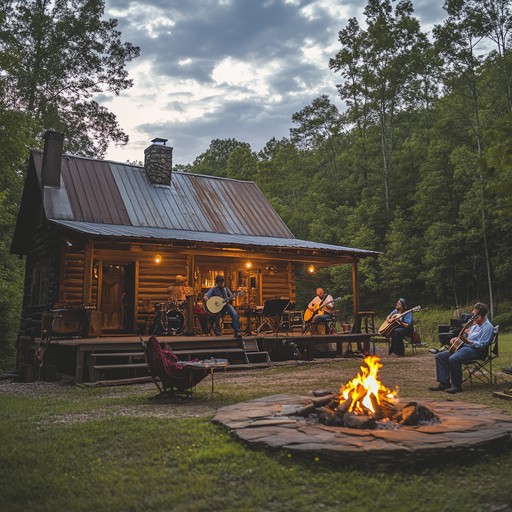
[429, 302, 494, 394]
[203, 275, 242, 339]
[386, 298, 413, 357]
[194, 292, 211, 334]
[307, 287, 335, 335]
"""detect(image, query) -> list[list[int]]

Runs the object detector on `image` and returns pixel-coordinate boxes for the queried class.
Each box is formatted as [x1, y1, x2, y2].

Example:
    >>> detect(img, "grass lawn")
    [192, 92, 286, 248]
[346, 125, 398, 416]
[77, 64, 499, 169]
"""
[1, 334, 512, 512]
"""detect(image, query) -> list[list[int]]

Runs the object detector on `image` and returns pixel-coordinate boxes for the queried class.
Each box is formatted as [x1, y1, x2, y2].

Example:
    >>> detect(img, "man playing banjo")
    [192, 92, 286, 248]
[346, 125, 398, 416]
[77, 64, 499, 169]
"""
[203, 275, 242, 339]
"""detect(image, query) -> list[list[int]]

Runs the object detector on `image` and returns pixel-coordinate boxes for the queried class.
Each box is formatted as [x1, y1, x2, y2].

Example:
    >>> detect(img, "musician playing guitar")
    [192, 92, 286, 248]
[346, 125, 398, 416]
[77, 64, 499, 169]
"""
[386, 298, 414, 357]
[306, 288, 335, 335]
[203, 275, 242, 339]
[429, 302, 494, 394]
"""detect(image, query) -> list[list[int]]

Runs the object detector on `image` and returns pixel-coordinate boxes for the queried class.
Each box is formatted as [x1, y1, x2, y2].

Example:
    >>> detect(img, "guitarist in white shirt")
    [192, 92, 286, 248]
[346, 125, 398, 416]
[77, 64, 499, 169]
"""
[307, 288, 335, 335]
[429, 302, 494, 394]
[203, 275, 242, 339]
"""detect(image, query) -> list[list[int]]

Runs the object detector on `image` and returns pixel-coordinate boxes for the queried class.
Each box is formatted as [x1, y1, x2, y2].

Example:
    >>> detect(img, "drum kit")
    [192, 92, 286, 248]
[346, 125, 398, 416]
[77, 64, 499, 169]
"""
[153, 300, 186, 335]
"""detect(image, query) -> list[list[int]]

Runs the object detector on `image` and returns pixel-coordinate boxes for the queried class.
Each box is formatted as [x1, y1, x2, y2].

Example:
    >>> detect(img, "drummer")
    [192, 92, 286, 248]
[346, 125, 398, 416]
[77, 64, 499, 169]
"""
[167, 275, 187, 305]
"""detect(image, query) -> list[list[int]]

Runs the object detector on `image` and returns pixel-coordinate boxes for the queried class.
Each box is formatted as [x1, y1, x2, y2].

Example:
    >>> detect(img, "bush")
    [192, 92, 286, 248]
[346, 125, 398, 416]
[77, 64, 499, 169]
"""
[492, 312, 512, 332]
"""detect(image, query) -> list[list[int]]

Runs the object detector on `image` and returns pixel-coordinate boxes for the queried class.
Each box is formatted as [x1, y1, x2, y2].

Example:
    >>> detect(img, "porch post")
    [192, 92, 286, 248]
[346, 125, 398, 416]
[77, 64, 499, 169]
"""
[83, 241, 94, 304]
[352, 260, 359, 319]
[184, 254, 195, 335]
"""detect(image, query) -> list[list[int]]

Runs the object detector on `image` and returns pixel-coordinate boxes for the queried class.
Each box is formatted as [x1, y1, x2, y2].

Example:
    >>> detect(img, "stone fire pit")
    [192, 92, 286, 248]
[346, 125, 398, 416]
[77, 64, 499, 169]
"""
[213, 394, 512, 468]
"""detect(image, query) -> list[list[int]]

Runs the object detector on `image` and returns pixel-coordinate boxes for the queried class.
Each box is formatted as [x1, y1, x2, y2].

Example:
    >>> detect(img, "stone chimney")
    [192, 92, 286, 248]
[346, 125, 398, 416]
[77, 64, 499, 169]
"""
[144, 137, 173, 185]
[42, 131, 65, 187]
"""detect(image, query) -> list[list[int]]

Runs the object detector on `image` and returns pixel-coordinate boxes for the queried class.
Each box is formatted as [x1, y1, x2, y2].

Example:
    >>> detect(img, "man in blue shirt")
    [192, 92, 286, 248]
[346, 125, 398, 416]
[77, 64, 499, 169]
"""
[429, 302, 494, 394]
[203, 275, 241, 338]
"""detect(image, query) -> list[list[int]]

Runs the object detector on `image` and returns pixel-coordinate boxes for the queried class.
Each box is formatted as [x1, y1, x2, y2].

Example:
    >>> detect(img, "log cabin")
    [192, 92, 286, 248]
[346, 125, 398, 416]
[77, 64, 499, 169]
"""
[11, 131, 380, 381]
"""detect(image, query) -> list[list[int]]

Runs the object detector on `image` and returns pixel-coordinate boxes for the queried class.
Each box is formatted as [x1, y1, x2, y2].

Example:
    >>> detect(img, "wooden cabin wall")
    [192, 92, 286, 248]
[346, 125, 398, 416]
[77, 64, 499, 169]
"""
[261, 264, 295, 304]
[59, 251, 86, 304]
[18, 223, 60, 341]
[137, 250, 188, 314]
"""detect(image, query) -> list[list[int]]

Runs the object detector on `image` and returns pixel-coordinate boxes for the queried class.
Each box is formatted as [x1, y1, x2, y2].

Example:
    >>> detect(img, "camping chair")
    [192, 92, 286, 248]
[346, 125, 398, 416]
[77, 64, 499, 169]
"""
[255, 299, 290, 335]
[462, 325, 499, 387]
[403, 328, 421, 355]
[142, 336, 209, 399]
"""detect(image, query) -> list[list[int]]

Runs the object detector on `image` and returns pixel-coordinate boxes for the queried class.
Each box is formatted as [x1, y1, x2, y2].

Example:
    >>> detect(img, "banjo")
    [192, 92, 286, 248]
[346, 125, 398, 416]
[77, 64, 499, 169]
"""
[205, 290, 245, 314]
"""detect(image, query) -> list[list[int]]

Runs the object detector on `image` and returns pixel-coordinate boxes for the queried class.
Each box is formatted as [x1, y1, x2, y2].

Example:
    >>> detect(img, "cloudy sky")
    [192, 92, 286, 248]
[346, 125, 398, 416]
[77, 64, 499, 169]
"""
[102, 0, 447, 166]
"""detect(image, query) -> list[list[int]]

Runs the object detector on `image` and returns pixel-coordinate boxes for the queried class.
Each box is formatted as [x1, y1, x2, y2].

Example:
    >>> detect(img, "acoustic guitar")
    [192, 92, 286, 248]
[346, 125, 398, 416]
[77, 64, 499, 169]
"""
[448, 314, 476, 354]
[205, 290, 245, 315]
[304, 297, 341, 323]
[378, 305, 421, 337]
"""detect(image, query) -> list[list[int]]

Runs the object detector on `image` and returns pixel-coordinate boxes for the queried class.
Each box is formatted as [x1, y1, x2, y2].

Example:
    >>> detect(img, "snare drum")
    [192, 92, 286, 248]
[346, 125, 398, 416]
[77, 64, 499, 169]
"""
[155, 302, 168, 312]
[166, 310, 185, 334]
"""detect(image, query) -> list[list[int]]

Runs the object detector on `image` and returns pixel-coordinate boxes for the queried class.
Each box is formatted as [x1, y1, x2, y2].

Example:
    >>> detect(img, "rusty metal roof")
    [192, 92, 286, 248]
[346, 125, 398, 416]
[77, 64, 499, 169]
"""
[33, 151, 294, 237]
[12, 149, 380, 259]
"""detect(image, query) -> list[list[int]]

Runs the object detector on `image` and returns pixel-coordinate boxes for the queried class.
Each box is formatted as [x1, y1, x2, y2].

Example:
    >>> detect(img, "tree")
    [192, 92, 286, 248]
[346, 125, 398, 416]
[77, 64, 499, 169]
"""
[330, 0, 432, 222]
[190, 139, 251, 177]
[0, 0, 140, 157]
[226, 145, 258, 181]
[0, 103, 38, 368]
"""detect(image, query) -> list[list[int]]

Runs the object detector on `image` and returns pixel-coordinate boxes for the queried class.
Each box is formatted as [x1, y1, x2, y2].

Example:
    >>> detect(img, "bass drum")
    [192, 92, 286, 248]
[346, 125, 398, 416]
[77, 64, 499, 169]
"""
[166, 310, 185, 335]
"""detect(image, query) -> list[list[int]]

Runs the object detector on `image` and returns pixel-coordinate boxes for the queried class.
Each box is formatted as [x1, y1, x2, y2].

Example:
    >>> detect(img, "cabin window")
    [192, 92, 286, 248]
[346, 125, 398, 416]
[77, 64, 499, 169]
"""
[203, 270, 224, 288]
[31, 259, 49, 306]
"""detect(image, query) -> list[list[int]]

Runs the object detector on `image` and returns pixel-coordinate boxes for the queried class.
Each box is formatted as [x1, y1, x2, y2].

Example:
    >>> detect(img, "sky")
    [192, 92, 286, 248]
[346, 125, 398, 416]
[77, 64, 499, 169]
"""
[101, 0, 447, 166]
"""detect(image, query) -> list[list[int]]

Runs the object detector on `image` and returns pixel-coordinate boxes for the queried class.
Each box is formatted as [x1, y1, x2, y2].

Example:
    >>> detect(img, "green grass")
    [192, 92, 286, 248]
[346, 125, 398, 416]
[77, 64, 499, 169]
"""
[1, 331, 512, 511]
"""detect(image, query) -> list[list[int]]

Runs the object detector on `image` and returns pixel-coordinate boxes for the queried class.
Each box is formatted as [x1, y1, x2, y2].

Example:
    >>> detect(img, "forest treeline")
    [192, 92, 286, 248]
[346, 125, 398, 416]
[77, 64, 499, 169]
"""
[181, 0, 512, 324]
[1, 0, 512, 364]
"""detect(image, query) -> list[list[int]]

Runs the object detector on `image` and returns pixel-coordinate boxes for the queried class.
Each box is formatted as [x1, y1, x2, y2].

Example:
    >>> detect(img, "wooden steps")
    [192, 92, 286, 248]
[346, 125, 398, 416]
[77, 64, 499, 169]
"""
[86, 337, 271, 382]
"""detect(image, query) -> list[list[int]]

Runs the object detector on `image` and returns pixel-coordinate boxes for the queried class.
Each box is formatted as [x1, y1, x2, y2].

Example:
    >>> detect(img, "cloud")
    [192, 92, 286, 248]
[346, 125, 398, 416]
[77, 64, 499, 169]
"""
[102, 0, 447, 164]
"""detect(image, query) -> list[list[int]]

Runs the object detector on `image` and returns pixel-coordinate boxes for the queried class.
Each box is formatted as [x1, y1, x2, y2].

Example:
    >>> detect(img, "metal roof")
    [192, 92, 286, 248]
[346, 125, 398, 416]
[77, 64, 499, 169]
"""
[49, 219, 380, 257]
[33, 151, 294, 238]
[11, 149, 380, 259]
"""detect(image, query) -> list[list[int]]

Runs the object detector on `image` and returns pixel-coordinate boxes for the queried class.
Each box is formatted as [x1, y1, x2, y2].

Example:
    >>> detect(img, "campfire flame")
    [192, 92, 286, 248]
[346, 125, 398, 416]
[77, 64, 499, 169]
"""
[339, 355, 398, 417]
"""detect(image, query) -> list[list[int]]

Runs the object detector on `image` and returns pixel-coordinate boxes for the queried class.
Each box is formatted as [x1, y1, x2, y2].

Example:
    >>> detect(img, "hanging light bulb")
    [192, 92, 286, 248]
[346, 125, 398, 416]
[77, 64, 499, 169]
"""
[307, 264, 315, 274]
[245, 260, 253, 269]
[154, 254, 162, 264]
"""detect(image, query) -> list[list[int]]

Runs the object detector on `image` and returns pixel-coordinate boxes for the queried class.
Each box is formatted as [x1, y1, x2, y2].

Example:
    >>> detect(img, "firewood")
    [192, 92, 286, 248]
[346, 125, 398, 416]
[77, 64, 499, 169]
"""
[343, 412, 376, 429]
[311, 394, 336, 407]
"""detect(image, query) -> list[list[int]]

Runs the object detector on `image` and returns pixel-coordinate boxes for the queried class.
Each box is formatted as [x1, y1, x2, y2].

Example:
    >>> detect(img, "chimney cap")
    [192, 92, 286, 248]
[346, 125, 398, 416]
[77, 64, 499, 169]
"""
[151, 137, 168, 145]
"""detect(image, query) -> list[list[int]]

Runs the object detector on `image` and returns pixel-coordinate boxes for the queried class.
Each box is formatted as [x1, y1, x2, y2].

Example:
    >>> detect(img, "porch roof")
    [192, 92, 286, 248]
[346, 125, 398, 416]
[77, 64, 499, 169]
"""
[50, 219, 381, 259]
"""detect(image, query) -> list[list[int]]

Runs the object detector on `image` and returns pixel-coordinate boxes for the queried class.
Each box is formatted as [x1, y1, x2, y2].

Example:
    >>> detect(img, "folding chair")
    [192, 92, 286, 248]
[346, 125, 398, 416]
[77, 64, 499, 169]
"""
[462, 325, 499, 387]
[255, 299, 290, 335]
[142, 336, 209, 399]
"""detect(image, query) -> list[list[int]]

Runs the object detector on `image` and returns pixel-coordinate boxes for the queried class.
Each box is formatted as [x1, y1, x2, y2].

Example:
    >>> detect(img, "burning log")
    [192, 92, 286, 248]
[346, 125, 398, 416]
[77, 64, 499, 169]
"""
[343, 412, 377, 430]
[393, 402, 439, 426]
[369, 394, 383, 419]
[318, 406, 337, 426]
[337, 396, 353, 416]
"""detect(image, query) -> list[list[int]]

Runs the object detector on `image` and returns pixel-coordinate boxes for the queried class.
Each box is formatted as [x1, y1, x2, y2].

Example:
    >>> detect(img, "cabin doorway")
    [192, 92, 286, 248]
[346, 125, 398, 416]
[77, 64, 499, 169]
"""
[100, 263, 135, 333]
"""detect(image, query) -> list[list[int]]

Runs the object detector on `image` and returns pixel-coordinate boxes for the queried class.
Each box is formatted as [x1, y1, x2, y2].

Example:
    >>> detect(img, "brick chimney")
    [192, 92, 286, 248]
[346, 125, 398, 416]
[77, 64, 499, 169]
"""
[144, 138, 173, 185]
[42, 131, 65, 187]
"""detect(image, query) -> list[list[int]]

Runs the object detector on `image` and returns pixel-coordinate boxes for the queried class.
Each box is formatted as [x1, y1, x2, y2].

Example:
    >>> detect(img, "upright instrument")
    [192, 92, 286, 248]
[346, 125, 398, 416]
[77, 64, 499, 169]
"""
[205, 290, 245, 314]
[303, 297, 341, 323]
[448, 314, 476, 354]
[378, 306, 421, 337]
